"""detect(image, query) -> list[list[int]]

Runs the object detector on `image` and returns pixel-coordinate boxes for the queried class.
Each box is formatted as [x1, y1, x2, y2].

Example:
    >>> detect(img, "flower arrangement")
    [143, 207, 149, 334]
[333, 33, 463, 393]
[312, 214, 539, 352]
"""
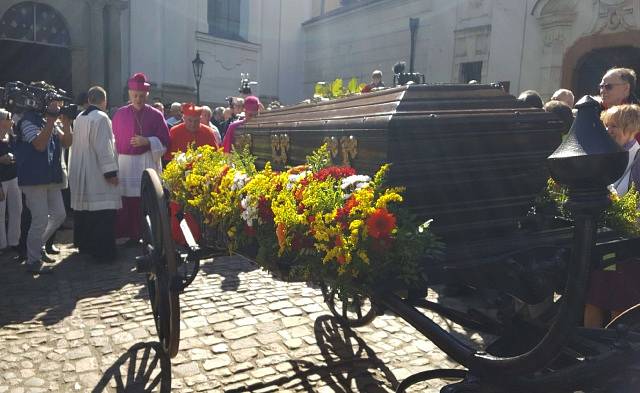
[163, 144, 442, 295]
[538, 178, 640, 236]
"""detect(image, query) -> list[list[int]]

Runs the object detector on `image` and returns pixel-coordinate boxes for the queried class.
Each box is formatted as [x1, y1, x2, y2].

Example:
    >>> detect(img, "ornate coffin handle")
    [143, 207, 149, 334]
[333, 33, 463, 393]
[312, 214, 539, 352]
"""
[323, 136, 339, 162]
[271, 133, 289, 166]
[340, 135, 358, 166]
[235, 133, 252, 153]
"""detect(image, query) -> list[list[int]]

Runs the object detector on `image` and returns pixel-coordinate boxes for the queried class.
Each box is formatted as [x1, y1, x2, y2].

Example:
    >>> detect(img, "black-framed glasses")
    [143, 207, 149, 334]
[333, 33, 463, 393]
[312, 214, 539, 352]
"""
[599, 82, 627, 91]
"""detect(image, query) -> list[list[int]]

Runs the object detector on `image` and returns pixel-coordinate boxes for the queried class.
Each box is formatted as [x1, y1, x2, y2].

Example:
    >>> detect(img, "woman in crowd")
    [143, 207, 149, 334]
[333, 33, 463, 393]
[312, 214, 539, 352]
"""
[584, 104, 640, 328]
[0, 108, 21, 253]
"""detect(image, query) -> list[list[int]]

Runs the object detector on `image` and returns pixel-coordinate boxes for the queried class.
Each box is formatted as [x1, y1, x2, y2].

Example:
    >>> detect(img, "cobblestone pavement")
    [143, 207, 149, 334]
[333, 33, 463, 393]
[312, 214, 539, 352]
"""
[0, 229, 492, 392]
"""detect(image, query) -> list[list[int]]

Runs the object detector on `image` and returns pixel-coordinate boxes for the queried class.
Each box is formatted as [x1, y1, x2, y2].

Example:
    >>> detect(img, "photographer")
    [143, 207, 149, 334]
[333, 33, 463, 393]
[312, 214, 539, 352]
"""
[14, 89, 72, 274]
[0, 108, 21, 254]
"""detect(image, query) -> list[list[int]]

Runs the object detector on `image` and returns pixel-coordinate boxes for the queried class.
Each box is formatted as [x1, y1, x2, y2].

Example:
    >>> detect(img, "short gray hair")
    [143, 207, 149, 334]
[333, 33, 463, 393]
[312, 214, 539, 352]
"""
[87, 86, 107, 105]
[214, 107, 225, 116]
[201, 105, 212, 116]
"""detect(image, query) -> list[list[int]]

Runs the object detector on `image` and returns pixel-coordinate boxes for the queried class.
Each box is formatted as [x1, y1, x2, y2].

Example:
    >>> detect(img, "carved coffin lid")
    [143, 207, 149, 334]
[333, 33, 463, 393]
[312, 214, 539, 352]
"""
[235, 84, 564, 242]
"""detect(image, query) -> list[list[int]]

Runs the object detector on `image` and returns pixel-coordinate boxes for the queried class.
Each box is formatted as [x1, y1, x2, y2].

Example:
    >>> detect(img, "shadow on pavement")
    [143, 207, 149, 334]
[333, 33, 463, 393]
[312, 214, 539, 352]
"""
[227, 315, 399, 392]
[0, 235, 145, 327]
[92, 341, 171, 393]
[197, 254, 258, 292]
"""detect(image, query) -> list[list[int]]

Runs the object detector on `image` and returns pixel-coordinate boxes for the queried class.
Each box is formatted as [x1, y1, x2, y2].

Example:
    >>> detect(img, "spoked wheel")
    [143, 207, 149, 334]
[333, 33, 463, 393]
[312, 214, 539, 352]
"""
[140, 169, 180, 358]
[320, 281, 377, 327]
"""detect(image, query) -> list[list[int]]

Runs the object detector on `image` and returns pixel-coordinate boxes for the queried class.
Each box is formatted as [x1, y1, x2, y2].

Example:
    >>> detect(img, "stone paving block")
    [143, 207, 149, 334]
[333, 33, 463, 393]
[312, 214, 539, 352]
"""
[0, 240, 500, 393]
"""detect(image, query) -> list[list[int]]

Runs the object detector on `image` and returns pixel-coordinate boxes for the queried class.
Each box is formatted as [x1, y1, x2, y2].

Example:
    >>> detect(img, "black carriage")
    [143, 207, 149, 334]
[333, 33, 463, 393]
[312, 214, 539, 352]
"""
[136, 84, 640, 392]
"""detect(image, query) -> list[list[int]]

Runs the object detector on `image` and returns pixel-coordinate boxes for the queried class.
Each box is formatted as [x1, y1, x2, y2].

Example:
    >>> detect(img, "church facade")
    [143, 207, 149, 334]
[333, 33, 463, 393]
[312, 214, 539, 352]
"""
[304, 0, 640, 100]
[2, 1, 640, 107]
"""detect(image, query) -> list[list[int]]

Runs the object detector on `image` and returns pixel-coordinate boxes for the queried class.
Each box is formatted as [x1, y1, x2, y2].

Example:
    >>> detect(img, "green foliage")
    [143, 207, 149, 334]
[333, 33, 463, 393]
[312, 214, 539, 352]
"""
[605, 184, 640, 236]
[230, 145, 257, 176]
[314, 76, 366, 99]
[305, 143, 332, 172]
[347, 77, 359, 94]
[331, 78, 344, 98]
[542, 178, 640, 236]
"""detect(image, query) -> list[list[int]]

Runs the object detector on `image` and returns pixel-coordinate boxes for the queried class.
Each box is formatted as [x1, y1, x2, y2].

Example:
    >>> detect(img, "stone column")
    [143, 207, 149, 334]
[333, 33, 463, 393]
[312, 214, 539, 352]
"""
[88, 0, 106, 86]
[536, 11, 577, 99]
[105, 0, 127, 106]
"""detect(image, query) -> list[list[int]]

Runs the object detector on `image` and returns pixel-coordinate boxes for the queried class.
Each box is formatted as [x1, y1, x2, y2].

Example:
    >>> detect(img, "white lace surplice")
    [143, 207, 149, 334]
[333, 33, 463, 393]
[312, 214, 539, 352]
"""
[118, 137, 166, 197]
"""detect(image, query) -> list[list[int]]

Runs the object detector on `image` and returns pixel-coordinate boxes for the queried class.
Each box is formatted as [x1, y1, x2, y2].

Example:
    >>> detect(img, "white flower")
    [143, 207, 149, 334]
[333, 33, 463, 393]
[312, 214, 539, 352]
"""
[231, 172, 249, 191]
[341, 175, 371, 190]
[176, 153, 187, 164]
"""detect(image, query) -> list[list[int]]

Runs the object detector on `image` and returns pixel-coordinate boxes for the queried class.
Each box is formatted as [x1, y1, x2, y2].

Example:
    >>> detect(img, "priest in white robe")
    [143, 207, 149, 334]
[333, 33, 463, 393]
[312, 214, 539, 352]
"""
[69, 86, 121, 261]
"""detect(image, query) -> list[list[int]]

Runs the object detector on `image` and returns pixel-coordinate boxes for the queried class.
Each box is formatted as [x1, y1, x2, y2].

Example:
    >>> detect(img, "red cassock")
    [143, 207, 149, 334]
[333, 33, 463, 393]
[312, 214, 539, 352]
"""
[167, 104, 217, 244]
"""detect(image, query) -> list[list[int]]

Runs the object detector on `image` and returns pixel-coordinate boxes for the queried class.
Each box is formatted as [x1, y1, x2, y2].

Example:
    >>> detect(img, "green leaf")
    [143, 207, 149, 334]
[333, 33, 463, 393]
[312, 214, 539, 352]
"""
[314, 82, 326, 97]
[347, 77, 359, 94]
[331, 78, 344, 98]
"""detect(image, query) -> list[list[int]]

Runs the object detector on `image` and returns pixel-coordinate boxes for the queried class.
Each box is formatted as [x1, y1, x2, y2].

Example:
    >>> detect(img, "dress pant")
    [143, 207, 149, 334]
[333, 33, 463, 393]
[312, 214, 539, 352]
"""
[21, 185, 66, 263]
[0, 177, 22, 249]
[74, 209, 116, 261]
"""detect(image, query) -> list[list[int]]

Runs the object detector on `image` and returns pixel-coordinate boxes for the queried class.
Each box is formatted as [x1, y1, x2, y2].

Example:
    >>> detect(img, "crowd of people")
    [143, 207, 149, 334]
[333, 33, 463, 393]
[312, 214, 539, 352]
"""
[0, 72, 261, 274]
[0, 66, 637, 327]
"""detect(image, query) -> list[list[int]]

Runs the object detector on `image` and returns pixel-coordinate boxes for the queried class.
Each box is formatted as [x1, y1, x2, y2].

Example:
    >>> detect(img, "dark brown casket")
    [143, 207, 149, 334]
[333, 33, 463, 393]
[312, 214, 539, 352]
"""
[234, 84, 564, 243]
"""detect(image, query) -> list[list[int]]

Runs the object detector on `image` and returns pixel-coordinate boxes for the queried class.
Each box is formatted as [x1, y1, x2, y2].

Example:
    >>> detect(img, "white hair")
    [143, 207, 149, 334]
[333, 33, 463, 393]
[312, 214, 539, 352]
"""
[201, 105, 212, 115]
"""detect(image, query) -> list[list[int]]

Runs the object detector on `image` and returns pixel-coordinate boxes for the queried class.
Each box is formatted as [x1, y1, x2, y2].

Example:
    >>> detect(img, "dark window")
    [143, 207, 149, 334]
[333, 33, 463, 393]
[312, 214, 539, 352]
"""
[0, 2, 70, 47]
[208, 0, 243, 41]
[460, 61, 482, 83]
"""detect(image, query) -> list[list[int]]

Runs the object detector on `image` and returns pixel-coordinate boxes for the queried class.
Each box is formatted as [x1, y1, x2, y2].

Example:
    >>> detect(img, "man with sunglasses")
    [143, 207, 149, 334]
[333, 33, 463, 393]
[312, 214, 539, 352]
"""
[599, 67, 639, 110]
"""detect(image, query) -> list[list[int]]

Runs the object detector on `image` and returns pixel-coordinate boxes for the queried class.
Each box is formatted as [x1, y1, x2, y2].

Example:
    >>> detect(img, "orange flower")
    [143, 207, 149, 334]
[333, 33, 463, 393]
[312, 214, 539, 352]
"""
[276, 223, 287, 248]
[366, 208, 396, 239]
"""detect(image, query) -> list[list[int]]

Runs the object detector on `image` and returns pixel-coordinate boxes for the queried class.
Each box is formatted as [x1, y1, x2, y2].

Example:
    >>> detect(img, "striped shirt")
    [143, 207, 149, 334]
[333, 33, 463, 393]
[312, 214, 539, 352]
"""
[20, 119, 59, 143]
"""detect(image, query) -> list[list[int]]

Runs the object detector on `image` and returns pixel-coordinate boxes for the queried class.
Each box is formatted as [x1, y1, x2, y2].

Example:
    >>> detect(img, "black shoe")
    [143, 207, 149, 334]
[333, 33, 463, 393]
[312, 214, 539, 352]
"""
[45, 243, 61, 255]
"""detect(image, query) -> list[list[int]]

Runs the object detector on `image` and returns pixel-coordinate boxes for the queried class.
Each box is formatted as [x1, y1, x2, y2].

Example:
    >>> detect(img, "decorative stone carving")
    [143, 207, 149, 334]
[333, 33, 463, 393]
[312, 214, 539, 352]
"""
[271, 134, 289, 166]
[588, 0, 636, 34]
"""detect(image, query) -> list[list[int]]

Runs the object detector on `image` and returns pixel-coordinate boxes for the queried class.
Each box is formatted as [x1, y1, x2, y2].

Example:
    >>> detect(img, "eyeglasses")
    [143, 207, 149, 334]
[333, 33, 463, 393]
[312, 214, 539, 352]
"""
[599, 82, 627, 91]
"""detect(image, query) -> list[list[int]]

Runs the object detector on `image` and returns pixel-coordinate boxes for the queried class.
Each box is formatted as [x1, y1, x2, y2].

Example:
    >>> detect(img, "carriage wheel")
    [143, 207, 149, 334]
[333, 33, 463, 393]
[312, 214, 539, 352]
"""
[320, 282, 377, 327]
[141, 169, 180, 358]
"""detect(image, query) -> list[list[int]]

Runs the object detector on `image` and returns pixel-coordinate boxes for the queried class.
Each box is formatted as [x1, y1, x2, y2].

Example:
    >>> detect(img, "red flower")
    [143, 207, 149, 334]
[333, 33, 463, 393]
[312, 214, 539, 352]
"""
[335, 196, 358, 230]
[337, 254, 346, 265]
[292, 232, 314, 251]
[314, 166, 356, 181]
[258, 197, 274, 222]
[366, 208, 396, 239]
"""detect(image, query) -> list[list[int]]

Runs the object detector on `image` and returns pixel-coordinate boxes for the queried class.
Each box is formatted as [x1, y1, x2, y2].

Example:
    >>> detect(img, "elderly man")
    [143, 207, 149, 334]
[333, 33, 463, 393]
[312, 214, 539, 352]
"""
[69, 86, 121, 262]
[165, 103, 218, 244]
[112, 73, 169, 244]
[551, 88, 575, 108]
[166, 102, 182, 128]
[200, 105, 222, 145]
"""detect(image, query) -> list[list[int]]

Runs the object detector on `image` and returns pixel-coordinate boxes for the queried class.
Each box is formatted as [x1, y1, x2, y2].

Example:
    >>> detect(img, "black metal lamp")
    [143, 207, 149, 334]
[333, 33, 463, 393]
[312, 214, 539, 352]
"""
[548, 95, 627, 195]
[192, 51, 205, 105]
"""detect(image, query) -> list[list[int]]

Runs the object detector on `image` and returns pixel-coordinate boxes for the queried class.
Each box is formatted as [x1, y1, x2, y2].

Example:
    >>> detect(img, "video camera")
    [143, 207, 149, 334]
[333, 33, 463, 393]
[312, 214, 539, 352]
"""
[0, 81, 79, 119]
[238, 73, 257, 95]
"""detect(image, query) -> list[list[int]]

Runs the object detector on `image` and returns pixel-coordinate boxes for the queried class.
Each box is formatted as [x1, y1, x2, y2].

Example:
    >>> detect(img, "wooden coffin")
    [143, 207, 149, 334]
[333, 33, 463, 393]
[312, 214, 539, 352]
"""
[234, 84, 564, 242]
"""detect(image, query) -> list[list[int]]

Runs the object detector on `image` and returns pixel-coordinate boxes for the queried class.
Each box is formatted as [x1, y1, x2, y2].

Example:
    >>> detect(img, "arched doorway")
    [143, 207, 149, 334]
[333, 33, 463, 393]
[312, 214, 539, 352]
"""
[0, 2, 72, 94]
[573, 46, 640, 98]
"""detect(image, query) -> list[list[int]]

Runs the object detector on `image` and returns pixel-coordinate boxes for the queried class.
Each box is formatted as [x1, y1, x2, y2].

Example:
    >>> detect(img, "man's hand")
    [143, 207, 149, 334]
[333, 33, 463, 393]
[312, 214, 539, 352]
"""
[130, 135, 150, 147]
[106, 176, 119, 186]
[60, 115, 72, 129]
